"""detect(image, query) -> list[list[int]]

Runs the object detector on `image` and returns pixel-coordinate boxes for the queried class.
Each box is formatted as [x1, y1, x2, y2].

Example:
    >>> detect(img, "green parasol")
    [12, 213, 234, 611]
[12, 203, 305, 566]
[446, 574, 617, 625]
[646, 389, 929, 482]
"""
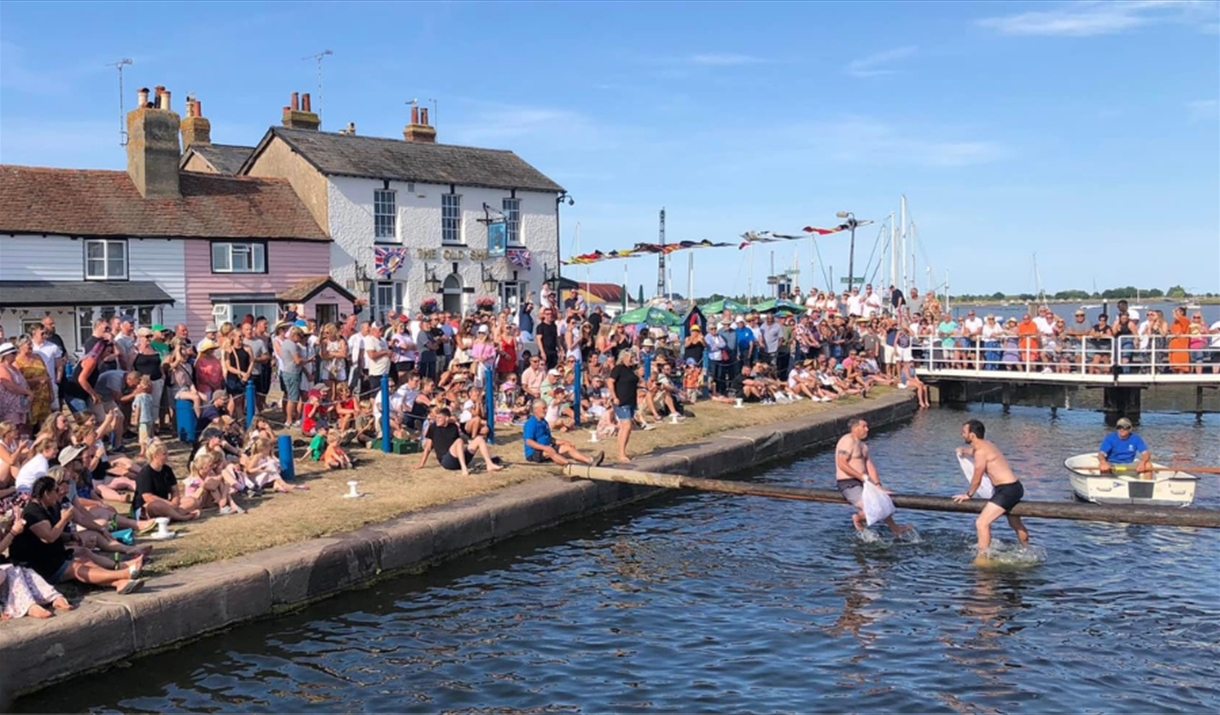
[615, 305, 683, 327]
[700, 298, 749, 315]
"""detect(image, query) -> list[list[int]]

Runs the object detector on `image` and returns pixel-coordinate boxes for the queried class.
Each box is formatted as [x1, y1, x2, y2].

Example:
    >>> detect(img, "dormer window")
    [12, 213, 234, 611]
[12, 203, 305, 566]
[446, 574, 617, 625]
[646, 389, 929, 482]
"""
[84, 240, 127, 280]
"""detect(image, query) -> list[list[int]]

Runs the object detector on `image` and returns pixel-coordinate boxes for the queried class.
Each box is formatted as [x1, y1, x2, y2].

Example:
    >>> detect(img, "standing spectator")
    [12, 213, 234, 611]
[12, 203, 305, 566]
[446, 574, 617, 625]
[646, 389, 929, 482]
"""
[280, 327, 306, 427]
[242, 321, 269, 412]
[0, 343, 32, 434]
[221, 330, 251, 418]
[13, 337, 52, 428]
[536, 308, 560, 371]
[364, 323, 392, 390]
[131, 328, 165, 430]
[389, 318, 418, 386]
[416, 317, 439, 381]
[30, 326, 63, 411]
[193, 339, 224, 400]
[607, 349, 640, 464]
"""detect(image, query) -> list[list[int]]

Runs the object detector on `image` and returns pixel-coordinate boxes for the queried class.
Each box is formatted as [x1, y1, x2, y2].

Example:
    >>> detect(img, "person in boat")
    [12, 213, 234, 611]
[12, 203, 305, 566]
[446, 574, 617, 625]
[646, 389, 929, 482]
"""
[954, 419, 1030, 559]
[1096, 416, 1151, 478]
[834, 418, 911, 537]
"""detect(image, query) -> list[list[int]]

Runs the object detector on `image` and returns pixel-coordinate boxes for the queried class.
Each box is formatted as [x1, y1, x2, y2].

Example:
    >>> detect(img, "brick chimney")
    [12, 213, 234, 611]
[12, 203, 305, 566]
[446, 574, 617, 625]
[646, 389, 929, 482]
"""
[180, 96, 211, 149]
[282, 91, 321, 131]
[403, 105, 436, 144]
[126, 86, 181, 198]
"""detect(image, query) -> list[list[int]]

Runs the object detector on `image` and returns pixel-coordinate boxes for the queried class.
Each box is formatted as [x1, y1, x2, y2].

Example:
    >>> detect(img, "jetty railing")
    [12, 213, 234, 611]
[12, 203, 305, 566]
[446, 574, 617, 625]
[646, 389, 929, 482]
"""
[912, 334, 1220, 383]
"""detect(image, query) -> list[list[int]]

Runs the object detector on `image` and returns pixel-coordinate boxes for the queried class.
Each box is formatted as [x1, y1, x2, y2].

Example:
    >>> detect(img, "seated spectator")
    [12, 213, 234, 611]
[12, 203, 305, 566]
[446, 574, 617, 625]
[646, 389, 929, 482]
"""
[414, 408, 503, 476]
[9, 476, 145, 595]
[132, 441, 200, 522]
[323, 430, 353, 470]
[523, 399, 601, 466]
[0, 511, 73, 618]
[186, 450, 244, 514]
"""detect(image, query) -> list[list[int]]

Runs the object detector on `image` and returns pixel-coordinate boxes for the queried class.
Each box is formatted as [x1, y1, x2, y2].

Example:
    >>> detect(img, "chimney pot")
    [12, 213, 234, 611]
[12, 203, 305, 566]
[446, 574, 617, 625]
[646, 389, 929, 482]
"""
[411, 105, 419, 125]
[137, 87, 150, 107]
[421, 107, 429, 126]
[302, 93, 311, 112]
[291, 92, 299, 111]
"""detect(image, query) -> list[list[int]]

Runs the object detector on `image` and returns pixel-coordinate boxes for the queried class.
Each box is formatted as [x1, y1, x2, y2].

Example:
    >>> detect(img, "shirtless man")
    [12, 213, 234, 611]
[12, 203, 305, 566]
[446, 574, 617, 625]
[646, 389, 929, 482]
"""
[953, 419, 1030, 560]
[834, 418, 910, 536]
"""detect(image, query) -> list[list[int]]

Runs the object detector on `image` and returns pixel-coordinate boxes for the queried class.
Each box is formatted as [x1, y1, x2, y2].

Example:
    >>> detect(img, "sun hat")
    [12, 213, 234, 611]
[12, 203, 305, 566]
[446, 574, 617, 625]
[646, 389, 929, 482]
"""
[58, 444, 87, 465]
[477, 324, 489, 333]
[197, 338, 220, 353]
[0, 343, 15, 357]
[205, 323, 219, 332]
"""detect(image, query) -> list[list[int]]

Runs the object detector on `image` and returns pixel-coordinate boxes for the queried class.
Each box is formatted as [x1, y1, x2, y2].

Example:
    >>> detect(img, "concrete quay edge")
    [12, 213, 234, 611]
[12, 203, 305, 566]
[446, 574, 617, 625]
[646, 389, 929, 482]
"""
[0, 392, 916, 699]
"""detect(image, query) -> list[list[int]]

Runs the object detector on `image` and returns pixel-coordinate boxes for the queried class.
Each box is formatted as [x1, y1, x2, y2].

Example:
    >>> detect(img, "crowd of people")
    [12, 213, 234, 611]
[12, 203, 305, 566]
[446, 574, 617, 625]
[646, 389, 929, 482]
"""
[3, 282, 1213, 617]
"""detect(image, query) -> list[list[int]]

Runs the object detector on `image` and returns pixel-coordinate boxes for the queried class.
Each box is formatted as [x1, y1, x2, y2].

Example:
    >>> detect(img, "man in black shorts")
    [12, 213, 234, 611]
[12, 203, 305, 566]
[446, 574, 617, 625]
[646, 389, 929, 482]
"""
[954, 419, 1031, 561]
[414, 408, 503, 476]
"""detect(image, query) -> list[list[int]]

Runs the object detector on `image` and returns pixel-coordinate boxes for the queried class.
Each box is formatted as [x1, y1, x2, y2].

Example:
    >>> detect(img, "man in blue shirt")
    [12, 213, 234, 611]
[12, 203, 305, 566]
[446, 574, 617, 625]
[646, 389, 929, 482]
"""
[735, 318, 756, 368]
[522, 399, 602, 466]
[1097, 417, 1151, 476]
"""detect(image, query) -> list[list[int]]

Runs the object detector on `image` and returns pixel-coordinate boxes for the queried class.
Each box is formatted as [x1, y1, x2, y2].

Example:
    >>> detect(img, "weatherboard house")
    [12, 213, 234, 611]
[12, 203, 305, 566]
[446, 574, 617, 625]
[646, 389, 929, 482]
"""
[195, 93, 568, 323]
[0, 87, 350, 353]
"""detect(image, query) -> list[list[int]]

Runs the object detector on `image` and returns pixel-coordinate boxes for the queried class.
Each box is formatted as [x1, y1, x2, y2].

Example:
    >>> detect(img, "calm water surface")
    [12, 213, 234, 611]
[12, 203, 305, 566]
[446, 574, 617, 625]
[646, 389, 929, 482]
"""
[18, 406, 1220, 713]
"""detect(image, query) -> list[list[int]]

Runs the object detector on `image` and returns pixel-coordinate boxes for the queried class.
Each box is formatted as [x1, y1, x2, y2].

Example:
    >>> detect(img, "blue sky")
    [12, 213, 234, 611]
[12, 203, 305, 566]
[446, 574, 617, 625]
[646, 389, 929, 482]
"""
[2, 0, 1217, 299]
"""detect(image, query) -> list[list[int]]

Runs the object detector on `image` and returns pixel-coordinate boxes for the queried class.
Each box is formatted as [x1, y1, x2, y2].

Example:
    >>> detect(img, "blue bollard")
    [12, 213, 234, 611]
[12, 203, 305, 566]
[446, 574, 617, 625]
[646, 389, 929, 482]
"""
[643, 351, 652, 380]
[702, 350, 711, 400]
[380, 374, 391, 454]
[478, 363, 492, 441]
[175, 398, 197, 443]
[245, 379, 256, 428]
[485, 365, 496, 445]
[573, 360, 582, 426]
[277, 434, 295, 481]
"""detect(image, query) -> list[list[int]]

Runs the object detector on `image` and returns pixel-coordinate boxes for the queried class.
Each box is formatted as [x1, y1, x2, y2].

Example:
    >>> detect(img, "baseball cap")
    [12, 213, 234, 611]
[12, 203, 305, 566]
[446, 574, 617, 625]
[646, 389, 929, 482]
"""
[205, 323, 219, 333]
[477, 324, 489, 333]
[119, 314, 136, 325]
[151, 324, 166, 333]
[548, 368, 561, 377]
[1116, 417, 1133, 429]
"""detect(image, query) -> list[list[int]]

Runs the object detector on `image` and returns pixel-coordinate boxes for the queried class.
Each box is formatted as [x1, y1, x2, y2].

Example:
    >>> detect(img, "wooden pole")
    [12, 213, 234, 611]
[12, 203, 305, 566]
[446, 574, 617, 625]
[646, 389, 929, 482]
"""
[563, 465, 1220, 529]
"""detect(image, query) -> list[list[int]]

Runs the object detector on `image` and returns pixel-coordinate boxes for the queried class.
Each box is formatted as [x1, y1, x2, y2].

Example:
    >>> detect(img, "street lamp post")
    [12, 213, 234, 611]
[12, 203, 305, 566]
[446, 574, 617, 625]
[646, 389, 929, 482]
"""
[837, 211, 858, 291]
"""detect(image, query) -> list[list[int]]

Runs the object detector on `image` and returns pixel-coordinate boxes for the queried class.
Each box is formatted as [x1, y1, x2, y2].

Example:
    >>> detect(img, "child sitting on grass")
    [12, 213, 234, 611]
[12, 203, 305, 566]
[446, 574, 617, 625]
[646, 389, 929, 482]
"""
[323, 429, 353, 470]
[301, 389, 327, 437]
[242, 436, 308, 492]
[354, 400, 377, 444]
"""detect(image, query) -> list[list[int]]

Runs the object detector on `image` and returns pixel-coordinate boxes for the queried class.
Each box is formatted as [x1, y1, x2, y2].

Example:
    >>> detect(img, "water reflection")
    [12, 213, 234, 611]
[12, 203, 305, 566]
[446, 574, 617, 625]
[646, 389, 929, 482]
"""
[15, 407, 1220, 714]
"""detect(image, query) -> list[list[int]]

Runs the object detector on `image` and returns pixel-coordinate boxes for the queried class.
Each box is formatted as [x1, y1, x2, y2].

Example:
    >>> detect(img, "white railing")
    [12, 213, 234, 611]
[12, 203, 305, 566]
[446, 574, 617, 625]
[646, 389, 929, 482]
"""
[910, 334, 1220, 380]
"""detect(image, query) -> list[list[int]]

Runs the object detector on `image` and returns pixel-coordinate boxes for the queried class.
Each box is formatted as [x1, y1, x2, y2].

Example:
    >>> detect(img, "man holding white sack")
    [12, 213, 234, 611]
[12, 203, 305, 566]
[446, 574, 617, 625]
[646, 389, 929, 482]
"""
[953, 419, 1031, 559]
[835, 418, 911, 536]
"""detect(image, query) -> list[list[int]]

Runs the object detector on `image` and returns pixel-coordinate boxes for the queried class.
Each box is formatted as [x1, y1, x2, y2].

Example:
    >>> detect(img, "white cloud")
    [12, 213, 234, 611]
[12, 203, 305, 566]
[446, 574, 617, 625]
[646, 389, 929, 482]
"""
[443, 103, 602, 147]
[686, 53, 766, 66]
[845, 46, 918, 78]
[787, 117, 1008, 168]
[1187, 99, 1220, 121]
[978, 0, 1215, 37]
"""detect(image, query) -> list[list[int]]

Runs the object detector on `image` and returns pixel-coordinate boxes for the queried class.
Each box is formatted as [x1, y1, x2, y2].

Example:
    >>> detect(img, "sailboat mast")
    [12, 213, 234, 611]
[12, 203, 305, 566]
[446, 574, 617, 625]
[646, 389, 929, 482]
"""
[900, 195, 908, 292]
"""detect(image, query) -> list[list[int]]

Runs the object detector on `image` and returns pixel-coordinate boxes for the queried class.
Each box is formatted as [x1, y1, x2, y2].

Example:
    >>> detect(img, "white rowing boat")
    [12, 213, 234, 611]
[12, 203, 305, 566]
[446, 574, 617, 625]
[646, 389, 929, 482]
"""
[1063, 453, 1198, 506]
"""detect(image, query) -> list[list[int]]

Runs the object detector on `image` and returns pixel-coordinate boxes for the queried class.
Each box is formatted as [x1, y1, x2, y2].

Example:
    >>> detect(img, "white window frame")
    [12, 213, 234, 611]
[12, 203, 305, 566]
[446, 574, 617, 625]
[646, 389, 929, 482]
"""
[374, 189, 397, 241]
[84, 240, 127, 280]
[502, 197, 522, 245]
[373, 281, 407, 325]
[442, 193, 463, 244]
[211, 242, 267, 274]
[224, 303, 279, 324]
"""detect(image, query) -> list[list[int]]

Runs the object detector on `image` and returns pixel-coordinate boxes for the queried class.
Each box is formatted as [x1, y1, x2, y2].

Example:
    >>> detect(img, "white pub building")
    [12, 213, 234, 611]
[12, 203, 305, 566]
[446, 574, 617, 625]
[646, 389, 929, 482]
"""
[239, 97, 568, 322]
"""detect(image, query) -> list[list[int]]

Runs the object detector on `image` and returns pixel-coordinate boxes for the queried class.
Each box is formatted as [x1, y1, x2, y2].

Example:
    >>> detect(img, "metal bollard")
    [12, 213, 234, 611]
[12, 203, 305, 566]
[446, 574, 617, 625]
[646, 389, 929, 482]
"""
[277, 434, 295, 481]
[485, 365, 496, 444]
[643, 352, 652, 380]
[380, 374, 391, 454]
[573, 360, 582, 426]
[245, 379, 256, 428]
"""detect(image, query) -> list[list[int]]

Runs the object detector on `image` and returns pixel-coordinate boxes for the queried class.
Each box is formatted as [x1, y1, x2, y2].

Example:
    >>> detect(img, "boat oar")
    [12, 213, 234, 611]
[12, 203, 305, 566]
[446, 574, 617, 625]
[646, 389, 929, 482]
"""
[1108, 464, 1220, 475]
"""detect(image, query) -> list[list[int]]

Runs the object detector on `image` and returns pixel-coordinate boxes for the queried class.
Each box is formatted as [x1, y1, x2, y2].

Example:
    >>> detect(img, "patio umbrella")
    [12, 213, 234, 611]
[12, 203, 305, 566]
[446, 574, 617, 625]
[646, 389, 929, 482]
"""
[700, 298, 749, 315]
[615, 305, 683, 327]
[754, 298, 803, 315]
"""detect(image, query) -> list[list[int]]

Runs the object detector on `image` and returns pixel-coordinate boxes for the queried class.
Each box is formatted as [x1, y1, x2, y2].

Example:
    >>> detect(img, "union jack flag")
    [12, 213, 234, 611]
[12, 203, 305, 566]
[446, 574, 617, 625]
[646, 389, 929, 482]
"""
[507, 247, 532, 270]
[374, 247, 407, 276]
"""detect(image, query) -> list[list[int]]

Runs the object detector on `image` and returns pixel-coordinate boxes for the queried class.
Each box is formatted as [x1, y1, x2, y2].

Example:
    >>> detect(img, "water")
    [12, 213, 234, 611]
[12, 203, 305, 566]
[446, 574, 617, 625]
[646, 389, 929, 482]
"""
[18, 406, 1220, 713]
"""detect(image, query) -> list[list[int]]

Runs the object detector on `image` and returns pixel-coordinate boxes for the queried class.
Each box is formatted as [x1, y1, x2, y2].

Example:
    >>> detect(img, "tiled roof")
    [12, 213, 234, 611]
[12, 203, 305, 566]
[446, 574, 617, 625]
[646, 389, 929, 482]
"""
[182, 144, 255, 174]
[249, 127, 565, 193]
[0, 280, 174, 307]
[276, 276, 356, 303]
[0, 165, 328, 241]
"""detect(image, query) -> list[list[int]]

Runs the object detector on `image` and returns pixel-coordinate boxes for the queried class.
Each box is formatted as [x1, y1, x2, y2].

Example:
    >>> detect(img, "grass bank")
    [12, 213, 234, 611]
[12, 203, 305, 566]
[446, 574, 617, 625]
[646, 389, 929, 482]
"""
[135, 391, 887, 574]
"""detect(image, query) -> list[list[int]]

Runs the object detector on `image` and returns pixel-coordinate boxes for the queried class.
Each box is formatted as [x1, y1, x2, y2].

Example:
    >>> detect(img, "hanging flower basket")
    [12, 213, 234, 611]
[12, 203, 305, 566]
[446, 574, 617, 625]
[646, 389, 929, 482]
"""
[419, 297, 439, 315]
[476, 295, 497, 313]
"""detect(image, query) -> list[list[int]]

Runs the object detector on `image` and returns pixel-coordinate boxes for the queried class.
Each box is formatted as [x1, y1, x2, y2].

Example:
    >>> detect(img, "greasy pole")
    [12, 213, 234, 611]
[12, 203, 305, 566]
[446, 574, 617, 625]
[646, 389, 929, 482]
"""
[562, 465, 1220, 529]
